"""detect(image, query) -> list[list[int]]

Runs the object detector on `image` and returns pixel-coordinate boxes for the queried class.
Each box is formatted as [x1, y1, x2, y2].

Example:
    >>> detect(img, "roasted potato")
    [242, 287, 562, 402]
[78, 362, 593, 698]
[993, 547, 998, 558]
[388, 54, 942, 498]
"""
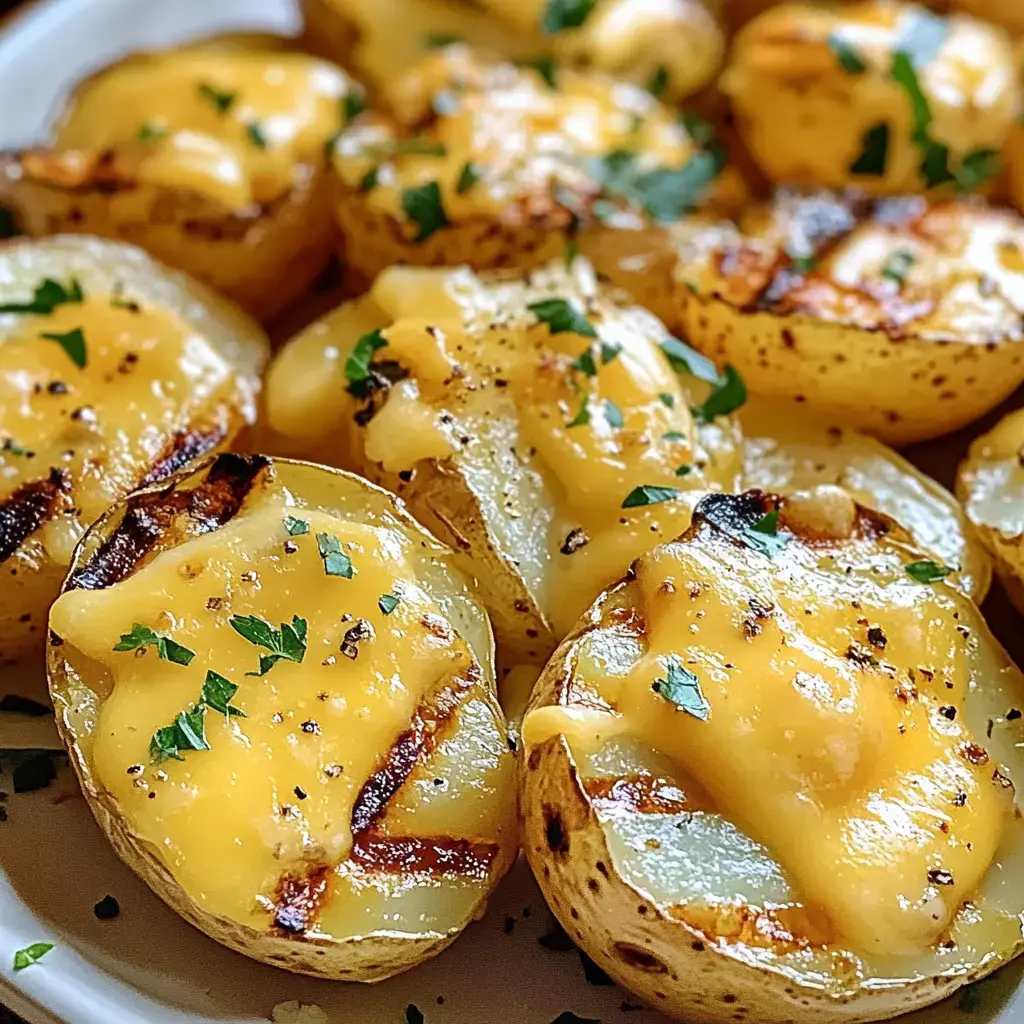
[957, 408, 1024, 612]
[301, 0, 725, 106]
[522, 487, 1024, 1023]
[46, 453, 517, 980]
[670, 188, 1024, 445]
[0, 42, 363, 321]
[740, 396, 991, 602]
[264, 257, 745, 667]
[722, 1, 1020, 195]
[0, 235, 267, 662]
[330, 45, 742, 299]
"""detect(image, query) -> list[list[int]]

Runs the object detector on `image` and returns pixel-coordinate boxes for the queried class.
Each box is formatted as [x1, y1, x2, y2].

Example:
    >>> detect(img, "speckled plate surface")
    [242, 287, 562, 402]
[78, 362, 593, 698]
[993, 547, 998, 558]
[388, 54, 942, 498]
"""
[2, 1, 1024, 1022]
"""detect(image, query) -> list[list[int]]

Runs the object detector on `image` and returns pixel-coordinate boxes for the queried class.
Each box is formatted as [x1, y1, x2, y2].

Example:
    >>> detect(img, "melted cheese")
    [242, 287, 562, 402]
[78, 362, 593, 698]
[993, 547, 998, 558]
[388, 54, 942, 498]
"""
[0, 292, 244, 566]
[49, 500, 482, 927]
[722, 1, 1019, 193]
[333, 53, 698, 226]
[524, 500, 1015, 957]
[54, 51, 355, 208]
[266, 260, 741, 636]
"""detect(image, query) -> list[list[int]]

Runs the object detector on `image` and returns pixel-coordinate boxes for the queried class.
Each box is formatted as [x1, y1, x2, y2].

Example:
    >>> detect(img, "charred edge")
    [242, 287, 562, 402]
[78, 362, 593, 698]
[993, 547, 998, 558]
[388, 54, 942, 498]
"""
[350, 834, 499, 880]
[138, 424, 229, 488]
[271, 861, 332, 937]
[583, 775, 700, 815]
[0, 468, 70, 563]
[349, 680, 468, 836]
[691, 490, 772, 538]
[68, 453, 269, 590]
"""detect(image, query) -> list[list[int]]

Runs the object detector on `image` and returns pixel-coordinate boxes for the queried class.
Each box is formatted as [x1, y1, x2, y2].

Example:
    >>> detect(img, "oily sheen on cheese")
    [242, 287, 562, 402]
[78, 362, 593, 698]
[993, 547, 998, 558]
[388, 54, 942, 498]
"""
[54, 50, 354, 209]
[49, 500, 485, 929]
[523, 494, 1016, 958]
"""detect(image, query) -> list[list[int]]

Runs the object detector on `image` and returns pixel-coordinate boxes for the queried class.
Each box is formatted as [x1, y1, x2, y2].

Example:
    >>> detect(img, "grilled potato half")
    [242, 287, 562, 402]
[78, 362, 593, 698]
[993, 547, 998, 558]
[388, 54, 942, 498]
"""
[265, 257, 745, 667]
[301, 0, 725, 106]
[671, 189, 1024, 444]
[0, 235, 267, 662]
[722, 1, 1020, 194]
[46, 453, 517, 980]
[0, 42, 363, 321]
[330, 45, 740, 301]
[957, 408, 1024, 613]
[522, 487, 1024, 1023]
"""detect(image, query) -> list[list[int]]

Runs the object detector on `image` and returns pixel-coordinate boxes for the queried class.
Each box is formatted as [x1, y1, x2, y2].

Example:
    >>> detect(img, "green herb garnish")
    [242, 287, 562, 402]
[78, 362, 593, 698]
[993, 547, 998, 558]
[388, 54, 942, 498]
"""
[137, 122, 168, 141]
[660, 336, 719, 382]
[571, 347, 598, 376]
[230, 614, 308, 676]
[456, 160, 480, 194]
[0, 277, 83, 315]
[529, 298, 598, 338]
[197, 81, 236, 114]
[604, 399, 624, 428]
[3, 439, 35, 457]
[652, 655, 710, 720]
[12, 943, 54, 971]
[956, 148, 999, 191]
[850, 122, 890, 176]
[563, 240, 579, 269]
[345, 329, 388, 392]
[114, 624, 195, 666]
[378, 593, 401, 615]
[905, 559, 953, 583]
[316, 532, 355, 578]
[600, 340, 622, 364]
[658, 392, 676, 408]
[40, 327, 87, 369]
[675, 464, 692, 477]
[284, 514, 309, 536]
[622, 485, 680, 508]
[200, 671, 245, 718]
[343, 91, 366, 123]
[881, 248, 915, 284]
[566, 396, 590, 428]
[828, 33, 867, 74]
[691, 365, 747, 422]
[150, 706, 210, 763]
[679, 110, 715, 147]
[424, 32, 463, 48]
[741, 510, 789, 557]
[246, 121, 268, 148]
[401, 181, 450, 242]
[522, 55, 558, 88]
[541, 0, 595, 34]
[646, 65, 670, 99]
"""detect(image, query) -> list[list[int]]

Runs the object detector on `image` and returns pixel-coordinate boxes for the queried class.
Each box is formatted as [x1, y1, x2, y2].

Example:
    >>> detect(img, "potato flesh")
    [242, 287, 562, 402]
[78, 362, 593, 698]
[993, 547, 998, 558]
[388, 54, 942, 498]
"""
[723, 1, 1019, 193]
[54, 51, 355, 208]
[48, 492, 513, 938]
[524, 495, 1019, 962]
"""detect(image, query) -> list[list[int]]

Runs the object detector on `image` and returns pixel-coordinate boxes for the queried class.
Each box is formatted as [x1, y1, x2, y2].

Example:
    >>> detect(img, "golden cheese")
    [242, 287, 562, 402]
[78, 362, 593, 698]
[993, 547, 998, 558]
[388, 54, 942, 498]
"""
[266, 260, 742, 640]
[49, 498, 490, 928]
[54, 50, 356, 209]
[1, 291, 248, 565]
[523, 492, 1016, 958]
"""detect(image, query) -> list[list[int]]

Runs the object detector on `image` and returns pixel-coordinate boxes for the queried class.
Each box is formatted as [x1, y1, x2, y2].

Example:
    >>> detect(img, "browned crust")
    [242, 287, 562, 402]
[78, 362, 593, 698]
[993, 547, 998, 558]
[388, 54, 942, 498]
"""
[272, 862, 334, 935]
[583, 774, 709, 815]
[67, 452, 269, 590]
[137, 423, 230, 489]
[350, 834, 499, 879]
[0, 467, 71, 563]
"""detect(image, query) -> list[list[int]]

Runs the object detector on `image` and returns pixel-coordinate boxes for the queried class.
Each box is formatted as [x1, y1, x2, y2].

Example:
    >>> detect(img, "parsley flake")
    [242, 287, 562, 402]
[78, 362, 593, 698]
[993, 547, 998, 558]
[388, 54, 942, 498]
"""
[675, 463, 692, 477]
[13, 942, 54, 971]
[137, 122, 168, 141]
[691, 365, 747, 422]
[3, 438, 35, 457]
[742, 510, 790, 557]
[652, 656, 710, 720]
[424, 33, 463, 48]
[378, 593, 401, 615]
[316, 532, 355, 578]
[40, 327, 87, 368]
[359, 166, 380, 192]
[571, 347, 598, 376]
[345, 329, 388, 393]
[541, 0, 595, 34]
[246, 121, 268, 149]
[0, 277, 83, 315]
[850, 122, 890, 176]
[563, 240, 579, 269]
[828, 33, 867, 74]
[622, 485, 680, 508]
[566, 395, 590, 428]
[905, 559, 953, 583]
[881, 248, 915, 284]
[456, 160, 480, 194]
[284, 514, 310, 536]
[956, 148, 999, 191]
[660, 336, 718, 382]
[604, 399, 624, 429]
[197, 81, 236, 114]
[522, 55, 558, 88]
[401, 181, 450, 242]
[646, 65, 670, 99]
[600, 340, 622, 364]
[114, 624, 195, 666]
[230, 614, 308, 676]
[529, 298, 598, 338]
[150, 706, 210, 763]
[659, 392, 676, 408]
[200, 670, 245, 718]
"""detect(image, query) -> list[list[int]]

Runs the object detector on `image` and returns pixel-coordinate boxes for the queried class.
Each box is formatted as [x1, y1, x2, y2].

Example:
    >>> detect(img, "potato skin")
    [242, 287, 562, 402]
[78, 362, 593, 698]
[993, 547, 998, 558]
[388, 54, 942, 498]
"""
[0, 154, 336, 324]
[671, 190, 1024, 445]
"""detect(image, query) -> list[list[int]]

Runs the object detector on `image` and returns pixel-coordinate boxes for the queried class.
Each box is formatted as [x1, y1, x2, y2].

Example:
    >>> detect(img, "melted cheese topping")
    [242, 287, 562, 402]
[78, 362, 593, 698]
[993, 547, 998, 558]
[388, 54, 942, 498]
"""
[524, 500, 1015, 957]
[54, 51, 355, 208]
[334, 52, 700, 227]
[722, 1, 1019, 193]
[49, 500, 482, 927]
[266, 260, 741, 636]
[1, 292, 245, 566]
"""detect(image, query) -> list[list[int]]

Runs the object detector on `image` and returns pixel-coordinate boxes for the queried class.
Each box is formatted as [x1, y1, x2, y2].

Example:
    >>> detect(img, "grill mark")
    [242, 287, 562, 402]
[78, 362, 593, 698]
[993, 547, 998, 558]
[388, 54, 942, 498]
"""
[350, 834, 499, 880]
[583, 774, 711, 815]
[138, 424, 229, 489]
[0, 468, 70, 563]
[68, 453, 269, 590]
[271, 861, 332, 936]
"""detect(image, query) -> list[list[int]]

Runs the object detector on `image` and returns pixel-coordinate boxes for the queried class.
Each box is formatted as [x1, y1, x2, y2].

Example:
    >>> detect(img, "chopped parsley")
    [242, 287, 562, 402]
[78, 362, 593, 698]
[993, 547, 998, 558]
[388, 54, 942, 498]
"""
[2, 439, 34, 457]
[663, 431, 687, 442]
[660, 336, 718, 383]
[646, 65, 670, 99]
[456, 160, 480, 194]
[891, 51, 952, 188]
[40, 327, 87, 369]
[881, 248, 915, 284]
[424, 32, 462, 48]
[246, 121, 268, 149]
[675, 463, 692, 477]
[742, 510, 789, 558]
[604, 399, 624, 428]
[150, 706, 210, 763]
[230, 614, 308, 676]
[344, 91, 367, 124]
[621, 485, 680, 508]
[679, 110, 715, 147]
[137, 122, 168, 141]
[378, 593, 401, 615]
[522, 55, 558, 89]
[113, 624, 195, 666]
[284, 514, 310, 536]
[600, 340, 622, 364]
[828, 33, 867, 74]
[658, 392, 676, 408]
[652, 656, 710, 720]
[571, 348, 598, 376]
[316, 531, 355, 577]
[563, 240, 579, 269]
[690, 365, 747, 422]
[905, 559, 953, 583]
[528, 298, 598, 338]
[956, 148, 1000, 191]
[12, 942, 54, 971]
[850, 122, 889, 176]
[359, 166, 380, 192]
[0, 277, 83, 315]
[197, 81, 236, 114]
[566, 395, 590, 428]
[200, 670, 245, 718]
[541, 0, 595, 34]
[401, 181, 450, 242]
[345, 329, 388, 394]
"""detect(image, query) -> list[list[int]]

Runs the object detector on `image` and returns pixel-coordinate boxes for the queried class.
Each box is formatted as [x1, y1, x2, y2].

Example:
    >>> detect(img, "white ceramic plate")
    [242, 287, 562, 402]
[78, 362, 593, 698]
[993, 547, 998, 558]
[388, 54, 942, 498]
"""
[2, 2, 1024, 1022]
